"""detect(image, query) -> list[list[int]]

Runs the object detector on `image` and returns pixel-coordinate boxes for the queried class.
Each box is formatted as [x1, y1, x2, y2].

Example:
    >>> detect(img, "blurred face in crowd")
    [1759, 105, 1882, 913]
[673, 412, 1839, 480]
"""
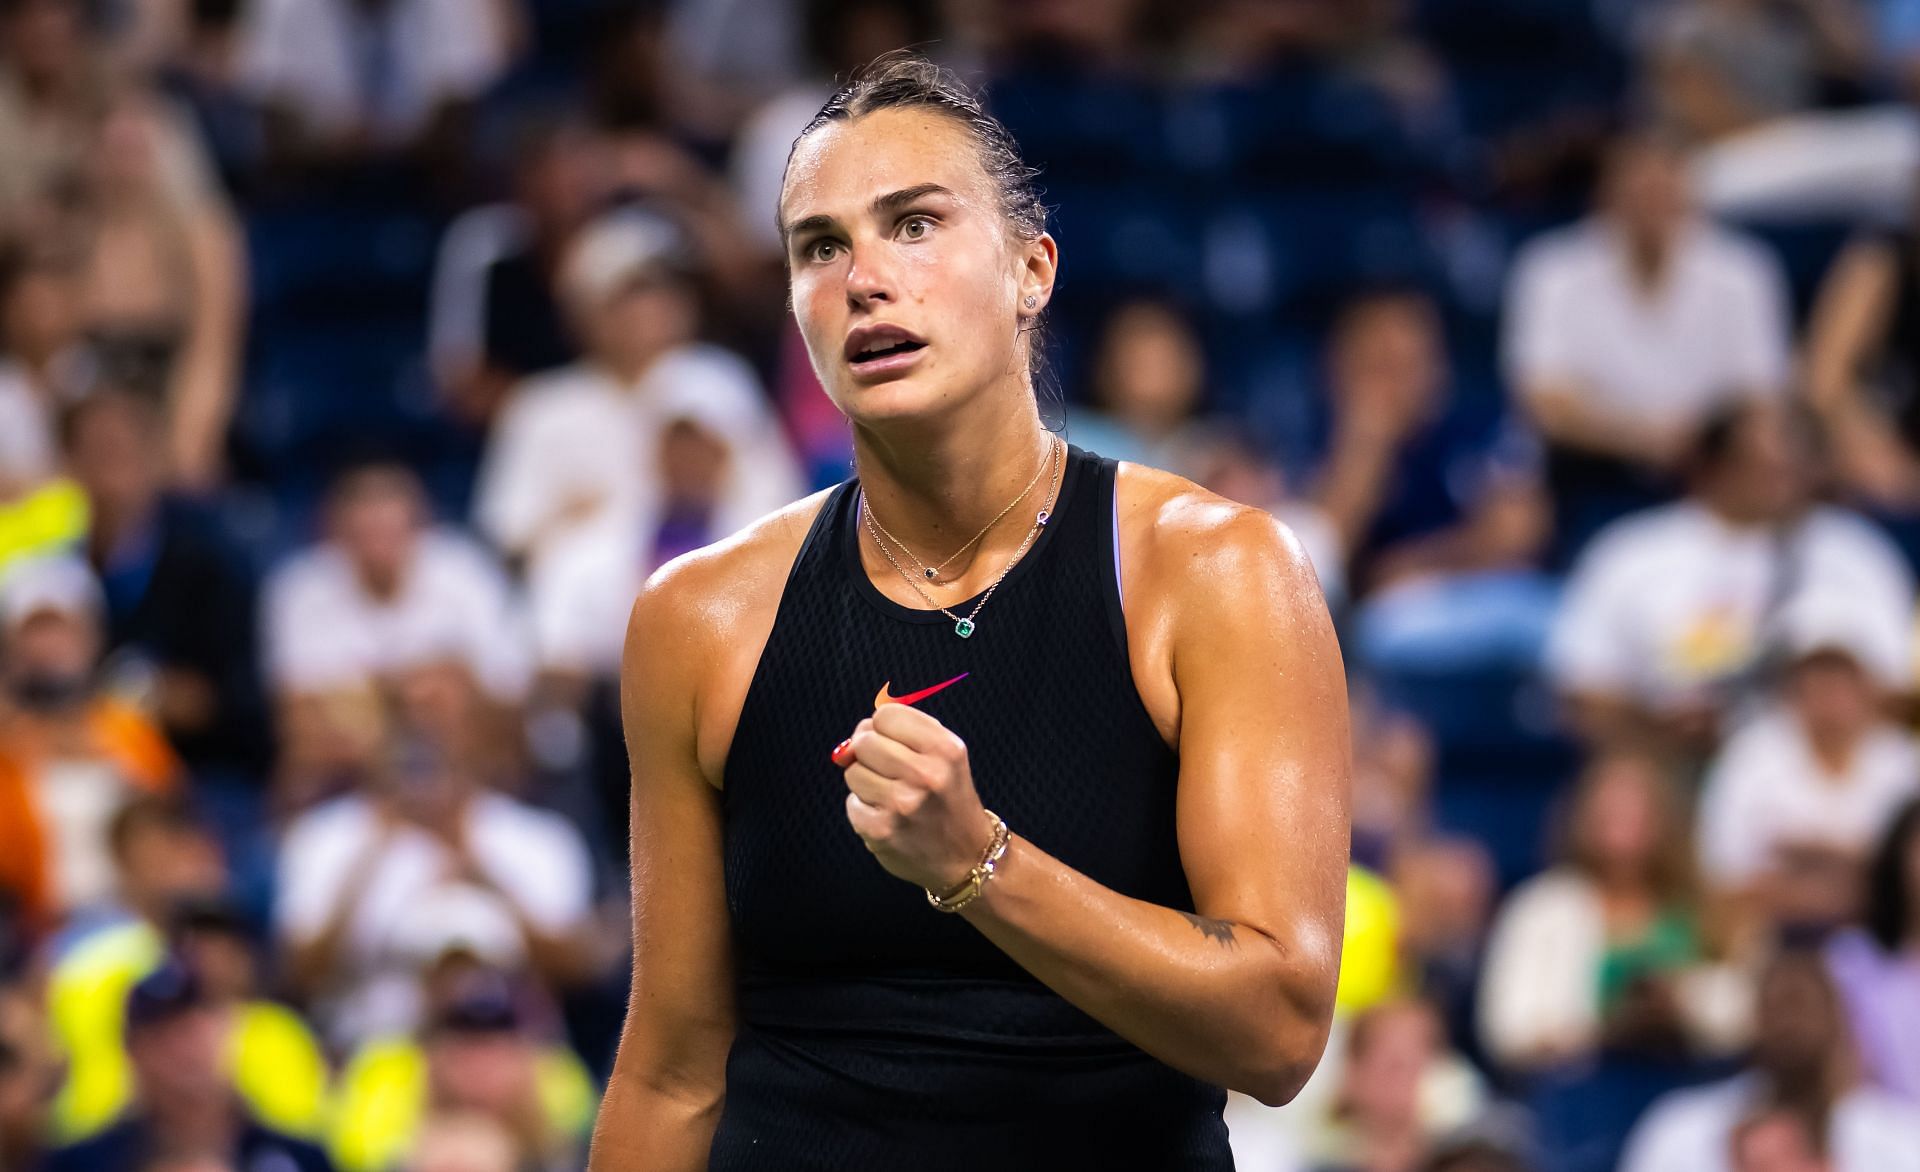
[582, 274, 697, 375]
[1733, 1111, 1831, 1172]
[0, 0, 82, 85]
[1752, 955, 1844, 1083]
[128, 1008, 230, 1109]
[390, 659, 484, 773]
[518, 128, 604, 239]
[177, 926, 256, 1006]
[115, 817, 225, 919]
[1698, 404, 1815, 524]
[659, 418, 731, 508]
[408, 1112, 519, 1172]
[3, 606, 99, 711]
[1, 258, 82, 368]
[782, 106, 1056, 427]
[327, 467, 426, 595]
[426, 1028, 539, 1122]
[66, 394, 164, 522]
[1602, 139, 1693, 249]
[1572, 755, 1670, 885]
[1786, 652, 1881, 745]
[0, 987, 55, 1152]
[88, 94, 168, 203]
[1093, 301, 1204, 437]
[1338, 1000, 1438, 1127]
[1329, 292, 1445, 425]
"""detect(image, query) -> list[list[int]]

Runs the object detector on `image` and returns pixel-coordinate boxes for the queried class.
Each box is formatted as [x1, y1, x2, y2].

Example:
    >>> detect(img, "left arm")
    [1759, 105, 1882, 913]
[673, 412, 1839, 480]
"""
[168, 203, 246, 491]
[839, 506, 1349, 1105]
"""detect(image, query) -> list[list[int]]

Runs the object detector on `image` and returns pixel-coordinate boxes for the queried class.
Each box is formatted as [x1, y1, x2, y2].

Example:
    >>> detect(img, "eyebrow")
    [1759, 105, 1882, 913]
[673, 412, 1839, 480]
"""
[782, 183, 959, 244]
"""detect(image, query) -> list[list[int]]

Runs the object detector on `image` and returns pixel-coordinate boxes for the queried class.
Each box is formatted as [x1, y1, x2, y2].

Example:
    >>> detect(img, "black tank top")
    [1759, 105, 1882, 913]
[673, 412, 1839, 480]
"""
[709, 446, 1234, 1171]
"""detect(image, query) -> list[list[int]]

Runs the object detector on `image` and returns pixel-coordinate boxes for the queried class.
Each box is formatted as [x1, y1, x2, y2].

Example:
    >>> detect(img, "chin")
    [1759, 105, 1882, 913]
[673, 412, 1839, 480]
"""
[835, 372, 962, 425]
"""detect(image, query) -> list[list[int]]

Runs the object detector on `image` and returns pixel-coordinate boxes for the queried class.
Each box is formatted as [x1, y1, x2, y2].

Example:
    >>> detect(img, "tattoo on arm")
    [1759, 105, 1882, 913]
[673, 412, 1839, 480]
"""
[1181, 912, 1238, 948]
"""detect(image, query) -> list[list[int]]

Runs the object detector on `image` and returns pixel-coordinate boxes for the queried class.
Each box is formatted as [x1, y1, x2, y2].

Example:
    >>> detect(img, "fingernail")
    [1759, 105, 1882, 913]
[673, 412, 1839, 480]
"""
[831, 739, 854, 767]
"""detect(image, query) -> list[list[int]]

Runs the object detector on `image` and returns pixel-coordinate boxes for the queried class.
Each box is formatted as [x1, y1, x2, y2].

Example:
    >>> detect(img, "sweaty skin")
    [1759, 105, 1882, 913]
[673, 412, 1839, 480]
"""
[589, 102, 1349, 1171]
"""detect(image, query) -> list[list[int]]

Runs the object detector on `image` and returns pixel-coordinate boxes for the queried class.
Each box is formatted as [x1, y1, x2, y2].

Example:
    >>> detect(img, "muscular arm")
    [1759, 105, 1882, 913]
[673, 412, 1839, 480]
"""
[589, 567, 739, 1171]
[842, 484, 1350, 1104]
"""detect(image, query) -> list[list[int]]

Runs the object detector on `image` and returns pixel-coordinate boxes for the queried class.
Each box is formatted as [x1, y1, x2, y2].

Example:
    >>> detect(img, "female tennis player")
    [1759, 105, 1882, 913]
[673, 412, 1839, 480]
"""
[589, 56, 1350, 1171]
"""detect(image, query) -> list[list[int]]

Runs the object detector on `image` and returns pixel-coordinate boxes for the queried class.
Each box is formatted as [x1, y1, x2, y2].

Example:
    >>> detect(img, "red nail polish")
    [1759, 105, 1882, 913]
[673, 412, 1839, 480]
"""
[831, 739, 854, 767]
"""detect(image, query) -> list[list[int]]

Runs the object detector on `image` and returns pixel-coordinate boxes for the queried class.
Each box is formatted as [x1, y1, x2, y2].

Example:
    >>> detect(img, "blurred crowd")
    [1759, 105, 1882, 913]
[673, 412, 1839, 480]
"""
[8, 0, 1920, 1171]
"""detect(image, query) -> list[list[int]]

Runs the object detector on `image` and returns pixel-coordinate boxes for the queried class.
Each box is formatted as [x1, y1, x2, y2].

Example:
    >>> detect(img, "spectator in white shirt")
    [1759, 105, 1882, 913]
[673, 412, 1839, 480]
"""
[1505, 132, 1791, 553]
[472, 209, 803, 584]
[1621, 950, 1920, 1172]
[275, 661, 598, 1049]
[1699, 595, 1920, 932]
[237, 0, 514, 158]
[264, 458, 531, 803]
[1545, 400, 1914, 757]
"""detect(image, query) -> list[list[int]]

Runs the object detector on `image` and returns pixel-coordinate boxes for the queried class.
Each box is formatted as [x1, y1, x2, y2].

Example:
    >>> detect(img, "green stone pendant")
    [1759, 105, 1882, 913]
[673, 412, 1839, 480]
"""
[954, 618, 976, 638]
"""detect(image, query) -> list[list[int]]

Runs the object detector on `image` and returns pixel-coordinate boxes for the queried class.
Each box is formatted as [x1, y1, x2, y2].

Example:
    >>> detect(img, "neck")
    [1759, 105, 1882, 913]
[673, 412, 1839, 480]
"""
[1807, 726, 1861, 774]
[853, 392, 1054, 566]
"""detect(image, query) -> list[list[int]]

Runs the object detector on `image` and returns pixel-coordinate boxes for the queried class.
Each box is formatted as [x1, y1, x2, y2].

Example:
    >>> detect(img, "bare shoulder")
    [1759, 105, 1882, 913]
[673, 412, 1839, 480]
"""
[624, 489, 837, 783]
[1114, 462, 1325, 614]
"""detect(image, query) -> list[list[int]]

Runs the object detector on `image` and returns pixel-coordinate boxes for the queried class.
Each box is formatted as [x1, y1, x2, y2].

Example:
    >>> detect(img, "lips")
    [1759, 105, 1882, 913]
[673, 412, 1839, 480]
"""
[844, 324, 927, 377]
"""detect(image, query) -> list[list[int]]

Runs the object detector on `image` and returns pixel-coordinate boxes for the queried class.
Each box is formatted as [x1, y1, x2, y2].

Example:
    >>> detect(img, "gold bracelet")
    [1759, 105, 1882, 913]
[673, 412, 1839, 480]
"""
[926, 810, 1009, 914]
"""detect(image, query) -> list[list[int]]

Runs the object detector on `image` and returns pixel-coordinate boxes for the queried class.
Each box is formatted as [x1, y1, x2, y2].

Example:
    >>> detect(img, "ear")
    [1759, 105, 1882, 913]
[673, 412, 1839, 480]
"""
[1017, 233, 1058, 318]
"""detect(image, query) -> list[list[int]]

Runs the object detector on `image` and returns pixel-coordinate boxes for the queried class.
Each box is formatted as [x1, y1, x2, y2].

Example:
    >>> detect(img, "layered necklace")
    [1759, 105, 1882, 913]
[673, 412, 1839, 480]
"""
[860, 437, 1062, 639]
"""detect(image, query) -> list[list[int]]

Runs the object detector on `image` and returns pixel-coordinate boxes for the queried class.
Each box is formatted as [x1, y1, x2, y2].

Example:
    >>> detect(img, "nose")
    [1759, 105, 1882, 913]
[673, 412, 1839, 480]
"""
[844, 246, 895, 313]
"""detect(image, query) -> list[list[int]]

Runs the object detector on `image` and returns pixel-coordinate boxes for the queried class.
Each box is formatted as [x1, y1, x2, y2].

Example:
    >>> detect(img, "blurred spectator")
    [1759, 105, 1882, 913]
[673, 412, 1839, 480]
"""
[264, 458, 531, 803]
[1067, 297, 1212, 474]
[236, 0, 515, 165]
[1804, 197, 1920, 508]
[275, 665, 596, 1048]
[1306, 998, 1490, 1172]
[1478, 752, 1751, 1072]
[44, 960, 333, 1171]
[526, 367, 800, 691]
[473, 209, 802, 583]
[1619, 950, 1920, 1172]
[1697, 597, 1919, 932]
[64, 389, 268, 781]
[1644, 0, 1869, 145]
[428, 115, 606, 428]
[1313, 288, 1548, 596]
[67, 86, 245, 491]
[0, 979, 58, 1170]
[329, 969, 594, 1172]
[44, 796, 329, 1146]
[0, 0, 217, 226]
[0, 241, 87, 497]
[1729, 1104, 1835, 1172]
[0, 555, 180, 930]
[1504, 133, 1791, 553]
[1544, 401, 1913, 758]
[1826, 799, 1920, 1103]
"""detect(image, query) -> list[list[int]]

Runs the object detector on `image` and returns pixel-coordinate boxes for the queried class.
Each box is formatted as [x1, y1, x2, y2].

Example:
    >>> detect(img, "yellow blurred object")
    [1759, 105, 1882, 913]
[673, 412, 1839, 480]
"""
[46, 919, 330, 1142]
[0, 478, 88, 573]
[328, 1036, 596, 1172]
[1335, 865, 1403, 1014]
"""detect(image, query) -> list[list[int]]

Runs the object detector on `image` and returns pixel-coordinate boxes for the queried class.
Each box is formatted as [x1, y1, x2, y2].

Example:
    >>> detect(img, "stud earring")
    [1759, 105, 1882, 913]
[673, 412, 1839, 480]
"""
[1024, 295, 1038, 308]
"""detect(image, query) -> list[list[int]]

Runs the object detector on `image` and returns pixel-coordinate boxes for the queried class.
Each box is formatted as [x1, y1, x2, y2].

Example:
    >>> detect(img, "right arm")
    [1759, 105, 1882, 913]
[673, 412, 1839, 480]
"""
[589, 565, 739, 1170]
[1803, 238, 1916, 504]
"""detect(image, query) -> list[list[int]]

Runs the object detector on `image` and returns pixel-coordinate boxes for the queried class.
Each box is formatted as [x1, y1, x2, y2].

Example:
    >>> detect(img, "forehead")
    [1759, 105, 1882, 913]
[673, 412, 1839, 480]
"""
[780, 107, 993, 224]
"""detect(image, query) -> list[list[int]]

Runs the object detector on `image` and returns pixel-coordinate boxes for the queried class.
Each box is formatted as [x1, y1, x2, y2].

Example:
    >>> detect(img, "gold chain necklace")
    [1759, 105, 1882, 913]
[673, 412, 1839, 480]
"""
[861, 438, 1062, 639]
[863, 441, 1053, 585]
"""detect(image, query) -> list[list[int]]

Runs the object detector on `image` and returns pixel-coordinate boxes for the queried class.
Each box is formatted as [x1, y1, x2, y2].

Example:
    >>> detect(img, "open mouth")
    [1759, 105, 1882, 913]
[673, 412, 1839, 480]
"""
[851, 340, 926, 366]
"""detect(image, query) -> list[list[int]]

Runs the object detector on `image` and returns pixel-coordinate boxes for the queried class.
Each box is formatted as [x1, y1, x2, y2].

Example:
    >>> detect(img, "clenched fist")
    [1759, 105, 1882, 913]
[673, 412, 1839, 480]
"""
[832, 702, 994, 894]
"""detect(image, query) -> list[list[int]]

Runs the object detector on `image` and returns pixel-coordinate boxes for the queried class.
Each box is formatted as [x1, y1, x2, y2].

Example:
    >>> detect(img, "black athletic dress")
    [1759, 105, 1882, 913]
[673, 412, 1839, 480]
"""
[709, 446, 1236, 1170]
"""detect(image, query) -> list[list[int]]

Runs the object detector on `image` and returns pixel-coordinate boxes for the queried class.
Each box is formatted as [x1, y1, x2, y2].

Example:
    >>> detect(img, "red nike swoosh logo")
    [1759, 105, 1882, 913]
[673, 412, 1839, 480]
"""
[875, 672, 969, 709]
